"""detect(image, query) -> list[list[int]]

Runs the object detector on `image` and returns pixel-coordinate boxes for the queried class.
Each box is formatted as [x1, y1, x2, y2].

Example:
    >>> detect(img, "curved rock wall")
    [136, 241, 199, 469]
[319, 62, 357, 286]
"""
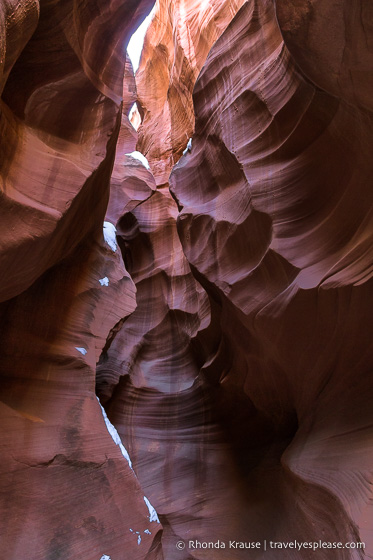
[1, 0, 372, 558]
[135, 0, 246, 185]
[170, 0, 373, 556]
[275, 0, 373, 112]
[0, 1, 163, 559]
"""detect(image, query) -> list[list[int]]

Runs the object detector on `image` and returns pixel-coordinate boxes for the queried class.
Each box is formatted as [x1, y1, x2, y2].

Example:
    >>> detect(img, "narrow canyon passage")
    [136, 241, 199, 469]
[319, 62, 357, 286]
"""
[0, 0, 372, 559]
[96, 4, 261, 557]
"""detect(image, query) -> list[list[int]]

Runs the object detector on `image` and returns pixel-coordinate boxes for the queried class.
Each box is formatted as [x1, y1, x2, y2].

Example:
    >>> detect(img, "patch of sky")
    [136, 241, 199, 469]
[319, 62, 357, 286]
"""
[127, 7, 156, 73]
[103, 222, 117, 252]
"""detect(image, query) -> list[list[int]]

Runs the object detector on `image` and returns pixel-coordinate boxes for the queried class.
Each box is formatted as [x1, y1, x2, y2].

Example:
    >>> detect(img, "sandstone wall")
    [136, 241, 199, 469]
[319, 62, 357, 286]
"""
[1, 0, 372, 558]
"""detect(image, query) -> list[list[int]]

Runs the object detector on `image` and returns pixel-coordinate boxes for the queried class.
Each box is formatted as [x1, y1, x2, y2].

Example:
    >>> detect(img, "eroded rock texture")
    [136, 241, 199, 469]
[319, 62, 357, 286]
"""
[1, 0, 373, 558]
[170, 0, 373, 557]
[0, 1, 162, 559]
[275, 0, 373, 112]
[135, 0, 246, 185]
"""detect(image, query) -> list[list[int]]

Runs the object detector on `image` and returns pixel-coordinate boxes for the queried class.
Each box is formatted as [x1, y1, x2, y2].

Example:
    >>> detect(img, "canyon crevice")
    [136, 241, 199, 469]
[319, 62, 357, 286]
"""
[0, 0, 372, 559]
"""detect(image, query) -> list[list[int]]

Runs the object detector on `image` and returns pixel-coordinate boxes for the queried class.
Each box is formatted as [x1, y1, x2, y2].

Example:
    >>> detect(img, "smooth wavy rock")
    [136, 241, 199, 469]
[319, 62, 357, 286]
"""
[1, 0, 373, 557]
[97, 187, 264, 557]
[135, 0, 246, 185]
[170, 0, 373, 556]
[0, 0, 154, 304]
[275, 0, 373, 112]
[96, 188, 210, 399]
[0, 0, 163, 558]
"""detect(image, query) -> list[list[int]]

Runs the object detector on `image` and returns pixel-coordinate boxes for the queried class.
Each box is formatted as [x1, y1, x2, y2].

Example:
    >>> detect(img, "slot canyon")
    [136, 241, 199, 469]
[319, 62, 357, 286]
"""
[0, 0, 372, 559]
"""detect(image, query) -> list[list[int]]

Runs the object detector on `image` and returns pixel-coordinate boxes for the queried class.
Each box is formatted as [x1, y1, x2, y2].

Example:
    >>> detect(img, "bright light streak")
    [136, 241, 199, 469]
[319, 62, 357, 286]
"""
[127, 7, 155, 72]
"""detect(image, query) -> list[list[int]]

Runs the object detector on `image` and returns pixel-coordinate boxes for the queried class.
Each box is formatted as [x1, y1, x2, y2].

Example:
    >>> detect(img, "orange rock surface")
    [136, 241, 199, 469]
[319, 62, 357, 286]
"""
[135, 0, 246, 185]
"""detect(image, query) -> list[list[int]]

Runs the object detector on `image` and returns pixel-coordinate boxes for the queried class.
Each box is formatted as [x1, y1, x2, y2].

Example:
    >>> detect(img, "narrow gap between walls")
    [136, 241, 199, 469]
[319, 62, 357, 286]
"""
[127, 6, 156, 132]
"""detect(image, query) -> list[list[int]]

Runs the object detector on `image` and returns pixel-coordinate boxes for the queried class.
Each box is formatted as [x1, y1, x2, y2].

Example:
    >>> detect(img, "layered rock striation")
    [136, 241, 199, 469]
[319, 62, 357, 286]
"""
[0, 1, 163, 559]
[135, 0, 246, 185]
[1, 0, 372, 559]
[170, 0, 373, 556]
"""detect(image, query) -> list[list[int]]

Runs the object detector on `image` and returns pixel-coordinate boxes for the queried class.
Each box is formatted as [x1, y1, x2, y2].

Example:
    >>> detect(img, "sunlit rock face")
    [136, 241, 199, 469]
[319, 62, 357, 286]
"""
[0, 0, 163, 558]
[135, 0, 246, 185]
[170, 0, 373, 556]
